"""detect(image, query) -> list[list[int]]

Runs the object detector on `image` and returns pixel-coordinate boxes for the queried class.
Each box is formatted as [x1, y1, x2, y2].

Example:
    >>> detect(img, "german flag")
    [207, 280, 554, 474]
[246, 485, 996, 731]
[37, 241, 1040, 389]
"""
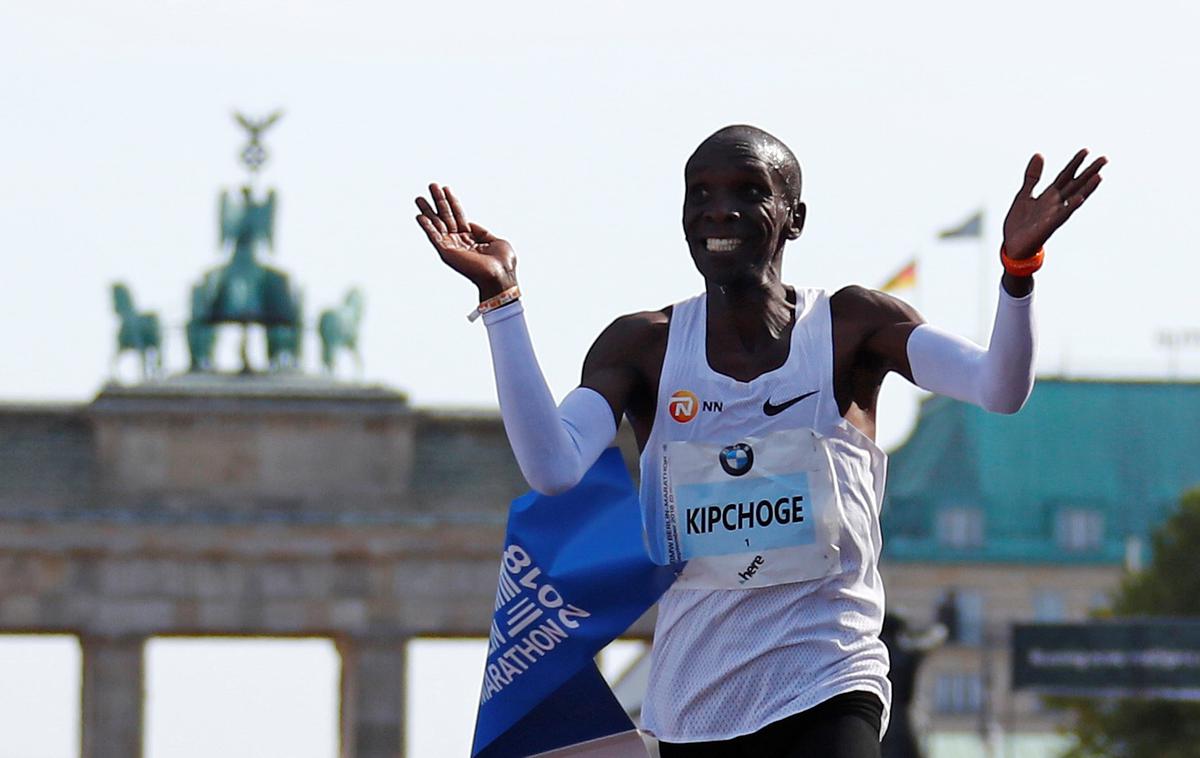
[880, 259, 917, 293]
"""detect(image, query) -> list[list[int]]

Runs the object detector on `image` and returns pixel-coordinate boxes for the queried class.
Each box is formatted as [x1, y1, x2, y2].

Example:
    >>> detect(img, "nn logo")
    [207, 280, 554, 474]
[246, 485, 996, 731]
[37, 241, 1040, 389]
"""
[669, 390, 698, 423]
[668, 390, 723, 423]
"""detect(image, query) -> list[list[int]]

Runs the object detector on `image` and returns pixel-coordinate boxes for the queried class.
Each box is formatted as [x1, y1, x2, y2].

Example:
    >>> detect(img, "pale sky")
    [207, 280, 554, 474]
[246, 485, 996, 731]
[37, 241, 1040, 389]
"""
[3, 1, 1200, 755]
[5, 0, 1200, 446]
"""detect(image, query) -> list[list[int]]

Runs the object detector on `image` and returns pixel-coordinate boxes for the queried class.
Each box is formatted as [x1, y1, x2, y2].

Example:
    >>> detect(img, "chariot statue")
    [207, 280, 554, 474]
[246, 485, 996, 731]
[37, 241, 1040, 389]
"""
[110, 110, 367, 380]
[186, 111, 304, 373]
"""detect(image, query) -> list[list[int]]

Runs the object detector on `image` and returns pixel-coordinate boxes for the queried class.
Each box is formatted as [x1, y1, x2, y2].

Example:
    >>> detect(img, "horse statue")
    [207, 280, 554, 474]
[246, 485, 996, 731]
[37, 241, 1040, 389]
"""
[186, 184, 304, 373]
[318, 288, 364, 375]
[111, 282, 163, 380]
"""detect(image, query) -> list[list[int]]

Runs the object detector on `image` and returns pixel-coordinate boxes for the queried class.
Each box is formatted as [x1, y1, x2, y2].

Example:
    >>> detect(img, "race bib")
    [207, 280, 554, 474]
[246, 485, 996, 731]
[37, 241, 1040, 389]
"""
[658, 428, 843, 589]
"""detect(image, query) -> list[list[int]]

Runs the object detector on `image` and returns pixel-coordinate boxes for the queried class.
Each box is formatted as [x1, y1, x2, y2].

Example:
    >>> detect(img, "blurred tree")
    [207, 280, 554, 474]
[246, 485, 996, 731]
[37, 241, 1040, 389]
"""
[1053, 487, 1200, 758]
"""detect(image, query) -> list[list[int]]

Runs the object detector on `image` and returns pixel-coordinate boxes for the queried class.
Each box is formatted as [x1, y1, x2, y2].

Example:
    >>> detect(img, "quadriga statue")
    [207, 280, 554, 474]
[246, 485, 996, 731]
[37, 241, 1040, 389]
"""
[187, 185, 303, 373]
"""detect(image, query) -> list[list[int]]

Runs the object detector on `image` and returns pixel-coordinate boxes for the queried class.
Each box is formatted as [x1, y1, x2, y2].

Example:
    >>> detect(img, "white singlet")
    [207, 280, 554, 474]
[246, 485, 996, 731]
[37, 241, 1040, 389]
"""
[638, 288, 892, 743]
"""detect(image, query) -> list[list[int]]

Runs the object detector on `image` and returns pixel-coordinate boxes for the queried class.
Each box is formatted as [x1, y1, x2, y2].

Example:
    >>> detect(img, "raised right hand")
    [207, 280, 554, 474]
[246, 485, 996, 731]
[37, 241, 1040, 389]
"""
[1002, 150, 1106, 261]
[415, 183, 518, 301]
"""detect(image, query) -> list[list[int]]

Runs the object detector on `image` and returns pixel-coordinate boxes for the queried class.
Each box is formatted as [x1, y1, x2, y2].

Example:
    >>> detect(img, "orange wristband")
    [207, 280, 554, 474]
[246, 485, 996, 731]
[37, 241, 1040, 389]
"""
[1000, 245, 1044, 277]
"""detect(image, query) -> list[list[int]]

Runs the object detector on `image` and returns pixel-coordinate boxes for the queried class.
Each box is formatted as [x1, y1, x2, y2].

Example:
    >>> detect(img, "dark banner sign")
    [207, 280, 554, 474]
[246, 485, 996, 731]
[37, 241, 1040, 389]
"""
[1012, 620, 1200, 700]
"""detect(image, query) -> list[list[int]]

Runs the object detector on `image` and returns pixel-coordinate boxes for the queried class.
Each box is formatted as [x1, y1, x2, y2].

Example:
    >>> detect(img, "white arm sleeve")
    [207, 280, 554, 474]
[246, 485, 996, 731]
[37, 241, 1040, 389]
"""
[482, 301, 618, 495]
[906, 285, 1036, 414]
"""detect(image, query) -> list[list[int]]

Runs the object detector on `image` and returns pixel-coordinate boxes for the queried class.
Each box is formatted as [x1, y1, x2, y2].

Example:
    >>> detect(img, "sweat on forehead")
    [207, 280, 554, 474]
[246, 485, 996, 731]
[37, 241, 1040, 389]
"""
[687, 125, 803, 202]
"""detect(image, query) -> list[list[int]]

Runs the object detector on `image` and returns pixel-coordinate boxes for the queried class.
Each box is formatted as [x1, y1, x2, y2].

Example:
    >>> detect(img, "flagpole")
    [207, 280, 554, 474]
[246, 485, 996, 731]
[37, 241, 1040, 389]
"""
[915, 252, 923, 312]
[977, 210, 988, 345]
[936, 209, 986, 344]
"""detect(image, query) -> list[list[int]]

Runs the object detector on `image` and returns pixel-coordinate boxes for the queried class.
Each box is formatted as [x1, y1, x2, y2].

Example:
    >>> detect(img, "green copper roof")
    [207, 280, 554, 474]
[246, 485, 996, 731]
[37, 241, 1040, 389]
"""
[882, 379, 1200, 564]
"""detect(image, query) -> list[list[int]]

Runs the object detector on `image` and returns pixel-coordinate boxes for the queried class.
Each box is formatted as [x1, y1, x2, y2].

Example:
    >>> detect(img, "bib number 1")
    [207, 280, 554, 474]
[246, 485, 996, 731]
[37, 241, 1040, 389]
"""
[660, 428, 843, 589]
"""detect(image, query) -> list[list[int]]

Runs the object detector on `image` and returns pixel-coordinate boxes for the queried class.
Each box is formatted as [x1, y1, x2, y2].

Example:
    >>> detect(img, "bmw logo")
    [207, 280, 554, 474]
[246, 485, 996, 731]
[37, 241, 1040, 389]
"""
[719, 443, 754, 477]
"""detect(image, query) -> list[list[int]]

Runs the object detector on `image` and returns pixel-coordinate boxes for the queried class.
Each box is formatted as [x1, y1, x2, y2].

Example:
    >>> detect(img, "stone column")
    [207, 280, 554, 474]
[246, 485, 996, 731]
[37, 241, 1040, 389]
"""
[338, 635, 407, 758]
[80, 635, 145, 758]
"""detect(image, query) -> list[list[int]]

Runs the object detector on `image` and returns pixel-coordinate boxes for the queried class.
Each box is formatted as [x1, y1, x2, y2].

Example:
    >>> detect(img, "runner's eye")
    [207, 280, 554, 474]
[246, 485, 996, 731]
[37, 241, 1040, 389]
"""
[741, 184, 768, 200]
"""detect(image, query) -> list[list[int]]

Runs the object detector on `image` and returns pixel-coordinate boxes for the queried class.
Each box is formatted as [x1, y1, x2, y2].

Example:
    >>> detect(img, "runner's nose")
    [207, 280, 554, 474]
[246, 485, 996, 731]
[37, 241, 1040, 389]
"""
[702, 208, 741, 224]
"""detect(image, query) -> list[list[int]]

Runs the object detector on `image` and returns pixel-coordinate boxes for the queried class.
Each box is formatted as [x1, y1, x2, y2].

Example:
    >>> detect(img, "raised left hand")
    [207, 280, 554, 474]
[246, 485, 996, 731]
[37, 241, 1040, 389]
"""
[1003, 149, 1106, 260]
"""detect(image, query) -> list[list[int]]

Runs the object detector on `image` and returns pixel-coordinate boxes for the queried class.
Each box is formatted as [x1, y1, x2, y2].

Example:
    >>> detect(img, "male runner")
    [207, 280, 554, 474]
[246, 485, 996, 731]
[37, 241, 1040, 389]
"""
[415, 126, 1104, 757]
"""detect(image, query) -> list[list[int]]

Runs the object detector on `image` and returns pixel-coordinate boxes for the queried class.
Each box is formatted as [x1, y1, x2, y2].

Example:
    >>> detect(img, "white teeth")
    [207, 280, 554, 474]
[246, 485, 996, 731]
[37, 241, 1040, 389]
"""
[706, 238, 742, 252]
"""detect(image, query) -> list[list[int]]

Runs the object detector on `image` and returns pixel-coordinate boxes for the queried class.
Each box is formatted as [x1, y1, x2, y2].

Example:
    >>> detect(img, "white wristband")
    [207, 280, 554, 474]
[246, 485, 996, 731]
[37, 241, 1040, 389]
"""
[469, 286, 521, 322]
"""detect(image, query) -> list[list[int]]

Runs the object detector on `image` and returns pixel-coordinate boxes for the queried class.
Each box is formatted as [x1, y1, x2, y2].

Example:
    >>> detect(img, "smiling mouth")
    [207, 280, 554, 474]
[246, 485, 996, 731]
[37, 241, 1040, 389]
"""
[705, 238, 744, 252]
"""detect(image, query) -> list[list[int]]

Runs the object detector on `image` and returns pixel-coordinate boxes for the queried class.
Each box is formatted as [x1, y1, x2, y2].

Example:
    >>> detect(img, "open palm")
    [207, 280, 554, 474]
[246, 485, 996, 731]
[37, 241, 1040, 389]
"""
[1003, 149, 1106, 260]
[415, 183, 517, 300]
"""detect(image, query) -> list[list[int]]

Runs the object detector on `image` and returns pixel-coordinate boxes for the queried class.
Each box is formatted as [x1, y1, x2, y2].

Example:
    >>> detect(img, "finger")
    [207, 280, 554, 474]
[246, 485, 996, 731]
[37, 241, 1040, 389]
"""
[415, 196, 447, 233]
[468, 221, 496, 242]
[444, 186, 471, 235]
[1062, 175, 1103, 219]
[1078, 172, 1103, 202]
[415, 214, 444, 247]
[429, 183, 457, 234]
[1062, 156, 1107, 198]
[1050, 149, 1088, 192]
[1065, 175, 1099, 213]
[1018, 154, 1044, 197]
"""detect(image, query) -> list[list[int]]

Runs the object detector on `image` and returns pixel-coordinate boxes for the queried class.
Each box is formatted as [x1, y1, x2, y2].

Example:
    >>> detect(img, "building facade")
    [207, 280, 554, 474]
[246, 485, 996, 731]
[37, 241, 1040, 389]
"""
[880, 379, 1200, 755]
[0, 376, 644, 758]
[5, 376, 1199, 757]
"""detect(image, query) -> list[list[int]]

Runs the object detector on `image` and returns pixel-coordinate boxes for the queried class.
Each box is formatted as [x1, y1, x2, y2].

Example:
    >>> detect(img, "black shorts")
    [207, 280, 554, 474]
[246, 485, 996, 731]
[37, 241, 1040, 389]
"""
[658, 690, 883, 758]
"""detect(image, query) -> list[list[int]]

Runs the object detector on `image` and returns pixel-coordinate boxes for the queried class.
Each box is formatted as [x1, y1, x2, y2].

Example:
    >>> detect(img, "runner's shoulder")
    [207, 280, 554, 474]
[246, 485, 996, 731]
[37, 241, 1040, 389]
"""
[585, 307, 671, 370]
[830, 284, 921, 328]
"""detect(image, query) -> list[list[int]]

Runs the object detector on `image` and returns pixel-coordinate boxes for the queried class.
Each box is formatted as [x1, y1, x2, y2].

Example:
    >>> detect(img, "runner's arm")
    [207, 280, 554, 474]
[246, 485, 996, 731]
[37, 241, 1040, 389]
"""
[414, 183, 630, 495]
[842, 283, 1036, 414]
[905, 284, 1036, 413]
[851, 149, 1106, 414]
[484, 302, 618, 495]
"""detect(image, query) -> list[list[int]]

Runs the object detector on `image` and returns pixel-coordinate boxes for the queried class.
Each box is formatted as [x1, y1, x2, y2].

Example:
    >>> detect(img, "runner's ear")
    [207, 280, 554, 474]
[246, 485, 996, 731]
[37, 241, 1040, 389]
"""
[786, 202, 807, 240]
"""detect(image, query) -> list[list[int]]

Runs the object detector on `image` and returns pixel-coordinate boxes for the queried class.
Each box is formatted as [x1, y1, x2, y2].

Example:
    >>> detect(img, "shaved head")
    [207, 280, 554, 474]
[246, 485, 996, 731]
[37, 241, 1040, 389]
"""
[688, 125, 803, 211]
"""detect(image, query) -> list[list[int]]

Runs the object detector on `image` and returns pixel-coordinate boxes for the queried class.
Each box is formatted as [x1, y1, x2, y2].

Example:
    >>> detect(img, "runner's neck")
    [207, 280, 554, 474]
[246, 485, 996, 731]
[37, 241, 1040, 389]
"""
[705, 278, 795, 353]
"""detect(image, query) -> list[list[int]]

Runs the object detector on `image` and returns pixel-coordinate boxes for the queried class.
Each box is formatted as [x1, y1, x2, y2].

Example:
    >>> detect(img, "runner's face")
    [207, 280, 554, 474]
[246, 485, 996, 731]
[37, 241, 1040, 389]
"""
[683, 147, 797, 286]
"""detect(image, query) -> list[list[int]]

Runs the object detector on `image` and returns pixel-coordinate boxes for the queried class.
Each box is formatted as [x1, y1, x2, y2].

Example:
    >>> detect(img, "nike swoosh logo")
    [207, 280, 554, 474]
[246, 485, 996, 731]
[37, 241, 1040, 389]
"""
[762, 390, 820, 416]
